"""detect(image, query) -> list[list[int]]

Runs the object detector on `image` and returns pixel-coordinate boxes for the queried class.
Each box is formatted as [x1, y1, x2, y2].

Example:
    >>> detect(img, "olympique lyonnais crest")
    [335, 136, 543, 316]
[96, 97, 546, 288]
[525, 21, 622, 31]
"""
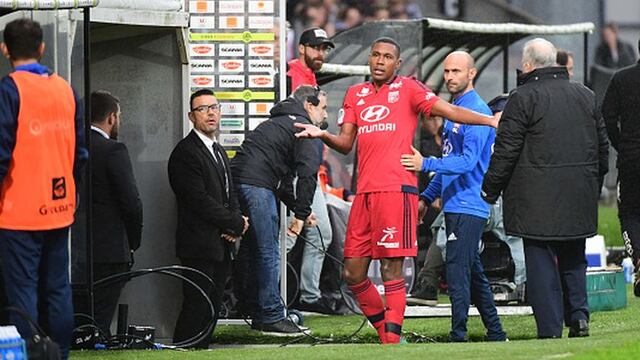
[388, 91, 400, 104]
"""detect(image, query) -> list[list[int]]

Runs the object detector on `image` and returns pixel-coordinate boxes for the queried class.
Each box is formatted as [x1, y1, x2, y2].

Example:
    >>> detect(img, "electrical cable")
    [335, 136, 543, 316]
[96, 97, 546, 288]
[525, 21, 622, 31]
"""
[79, 265, 221, 350]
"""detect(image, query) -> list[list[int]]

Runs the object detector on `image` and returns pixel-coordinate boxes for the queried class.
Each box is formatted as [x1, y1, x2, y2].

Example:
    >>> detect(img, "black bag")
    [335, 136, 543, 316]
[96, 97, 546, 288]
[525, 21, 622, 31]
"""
[5, 307, 61, 360]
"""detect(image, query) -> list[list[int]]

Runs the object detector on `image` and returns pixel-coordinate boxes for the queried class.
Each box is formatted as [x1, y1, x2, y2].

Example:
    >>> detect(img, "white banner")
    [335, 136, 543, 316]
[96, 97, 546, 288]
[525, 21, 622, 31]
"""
[219, 16, 245, 29]
[219, 59, 245, 73]
[248, 75, 274, 88]
[220, 103, 246, 116]
[219, 75, 246, 88]
[249, 102, 273, 116]
[219, 44, 245, 57]
[188, 1, 215, 13]
[190, 16, 216, 29]
[190, 75, 215, 88]
[249, 1, 274, 13]
[248, 43, 274, 57]
[189, 44, 215, 57]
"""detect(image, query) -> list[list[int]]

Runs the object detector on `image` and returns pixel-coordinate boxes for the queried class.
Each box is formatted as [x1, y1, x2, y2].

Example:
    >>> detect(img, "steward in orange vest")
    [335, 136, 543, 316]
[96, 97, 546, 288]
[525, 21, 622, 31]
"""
[0, 18, 87, 360]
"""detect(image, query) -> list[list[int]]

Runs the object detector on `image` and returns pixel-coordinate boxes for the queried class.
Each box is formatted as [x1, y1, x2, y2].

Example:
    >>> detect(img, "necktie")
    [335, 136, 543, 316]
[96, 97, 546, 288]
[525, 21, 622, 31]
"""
[212, 143, 229, 196]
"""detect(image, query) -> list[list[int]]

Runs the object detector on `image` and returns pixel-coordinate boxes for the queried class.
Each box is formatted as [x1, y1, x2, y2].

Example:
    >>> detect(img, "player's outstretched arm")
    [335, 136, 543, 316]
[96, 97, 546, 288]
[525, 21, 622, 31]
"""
[431, 99, 499, 128]
[294, 122, 357, 155]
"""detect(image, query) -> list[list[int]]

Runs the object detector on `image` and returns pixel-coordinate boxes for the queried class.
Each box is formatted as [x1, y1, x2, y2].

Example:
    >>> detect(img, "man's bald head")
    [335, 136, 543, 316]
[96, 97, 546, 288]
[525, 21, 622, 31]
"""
[443, 50, 477, 97]
[444, 51, 475, 69]
[522, 38, 557, 73]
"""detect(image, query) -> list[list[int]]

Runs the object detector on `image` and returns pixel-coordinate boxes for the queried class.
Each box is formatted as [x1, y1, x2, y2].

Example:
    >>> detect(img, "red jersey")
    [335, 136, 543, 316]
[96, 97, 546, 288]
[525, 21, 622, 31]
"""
[339, 76, 438, 194]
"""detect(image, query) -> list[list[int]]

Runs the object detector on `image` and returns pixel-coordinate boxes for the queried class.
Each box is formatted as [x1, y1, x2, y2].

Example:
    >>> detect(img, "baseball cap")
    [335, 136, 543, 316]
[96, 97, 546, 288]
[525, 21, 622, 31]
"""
[299, 27, 335, 48]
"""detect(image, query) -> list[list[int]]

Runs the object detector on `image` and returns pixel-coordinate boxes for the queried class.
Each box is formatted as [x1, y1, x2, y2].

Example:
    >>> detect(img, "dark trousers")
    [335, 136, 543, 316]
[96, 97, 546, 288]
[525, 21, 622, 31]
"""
[173, 256, 231, 349]
[0, 228, 74, 360]
[523, 238, 589, 338]
[618, 171, 640, 266]
[445, 214, 505, 341]
[93, 262, 129, 336]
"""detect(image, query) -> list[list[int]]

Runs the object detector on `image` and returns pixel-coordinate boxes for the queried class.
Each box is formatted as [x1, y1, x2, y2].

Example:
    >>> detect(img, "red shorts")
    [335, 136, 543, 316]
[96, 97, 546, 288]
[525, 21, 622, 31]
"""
[344, 191, 418, 259]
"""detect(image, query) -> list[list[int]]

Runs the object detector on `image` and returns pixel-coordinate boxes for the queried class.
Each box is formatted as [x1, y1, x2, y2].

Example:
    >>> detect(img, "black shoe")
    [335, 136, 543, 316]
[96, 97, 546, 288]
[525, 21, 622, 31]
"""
[407, 283, 438, 306]
[252, 319, 309, 337]
[568, 319, 589, 338]
[296, 298, 338, 315]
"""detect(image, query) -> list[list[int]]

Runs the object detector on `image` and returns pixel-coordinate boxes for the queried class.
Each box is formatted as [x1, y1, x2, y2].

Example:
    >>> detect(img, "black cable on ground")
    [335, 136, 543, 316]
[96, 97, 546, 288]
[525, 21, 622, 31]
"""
[83, 265, 221, 350]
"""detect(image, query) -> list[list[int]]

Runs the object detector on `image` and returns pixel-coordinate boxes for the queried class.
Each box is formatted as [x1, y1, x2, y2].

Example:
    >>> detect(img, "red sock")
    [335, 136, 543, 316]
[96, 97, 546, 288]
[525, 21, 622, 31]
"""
[348, 278, 387, 343]
[383, 279, 406, 344]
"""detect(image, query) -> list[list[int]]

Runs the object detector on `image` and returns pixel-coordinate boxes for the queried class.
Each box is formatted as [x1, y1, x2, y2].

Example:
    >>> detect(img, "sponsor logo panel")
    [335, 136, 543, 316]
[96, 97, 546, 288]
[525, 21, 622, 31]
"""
[219, 75, 246, 88]
[190, 75, 215, 88]
[249, 102, 273, 115]
[220, 118, 246, 131]
[219, 133, 245, 147]
[218, 0, 245, 13]
[248, 16, 274, 29]
[189, 44, 215, 57]
[219, 59, 245, 72]
[190, 16, 216, 29]
[248, 60, 274, 72]
[249, 1, 274, 13]
[189, 60, 215, 74]
[189, 1, 215, 13]
[218, 43, 245, 57]
[248, 75, 274, 88]
[219, 16, 245, 29]
[220, 103, 246, 116]
[248, 43, 274, 57]
[248, 118, 268, 131]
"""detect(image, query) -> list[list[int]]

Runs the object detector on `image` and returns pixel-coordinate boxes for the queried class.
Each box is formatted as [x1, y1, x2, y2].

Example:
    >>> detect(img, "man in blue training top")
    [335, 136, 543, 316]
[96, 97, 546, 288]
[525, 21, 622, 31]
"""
[401, 51, 506, 342]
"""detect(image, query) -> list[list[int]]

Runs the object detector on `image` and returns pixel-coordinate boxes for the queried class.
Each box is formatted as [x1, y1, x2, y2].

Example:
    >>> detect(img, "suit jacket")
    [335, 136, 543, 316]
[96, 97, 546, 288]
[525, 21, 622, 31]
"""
[168, 130, 244, 261]
[91, 129, 143, 263]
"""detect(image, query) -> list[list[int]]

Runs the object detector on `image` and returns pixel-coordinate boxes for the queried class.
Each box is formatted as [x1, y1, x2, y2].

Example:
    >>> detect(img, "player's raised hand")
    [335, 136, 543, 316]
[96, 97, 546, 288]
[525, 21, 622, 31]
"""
[294, 122, 323, 138]
[400, 146, 424, 172]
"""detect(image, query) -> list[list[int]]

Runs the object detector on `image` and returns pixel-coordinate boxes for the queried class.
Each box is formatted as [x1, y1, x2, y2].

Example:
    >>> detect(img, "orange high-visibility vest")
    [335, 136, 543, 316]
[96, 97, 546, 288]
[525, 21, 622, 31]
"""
[0, 70, 77, 230]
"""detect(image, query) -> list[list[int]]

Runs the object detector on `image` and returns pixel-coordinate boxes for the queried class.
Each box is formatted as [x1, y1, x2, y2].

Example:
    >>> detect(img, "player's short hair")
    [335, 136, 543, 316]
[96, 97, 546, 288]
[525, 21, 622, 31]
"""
[372, 37, 401, 57]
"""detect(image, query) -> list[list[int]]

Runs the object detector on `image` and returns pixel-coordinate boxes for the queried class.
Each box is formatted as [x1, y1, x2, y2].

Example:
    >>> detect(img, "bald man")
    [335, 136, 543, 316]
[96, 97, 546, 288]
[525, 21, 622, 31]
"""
[401, 51, 506, 342]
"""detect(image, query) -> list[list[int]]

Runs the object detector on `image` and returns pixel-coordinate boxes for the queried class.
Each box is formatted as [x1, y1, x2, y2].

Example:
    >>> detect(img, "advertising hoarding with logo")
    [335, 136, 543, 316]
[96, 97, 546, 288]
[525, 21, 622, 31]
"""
[188, 0, 283, 154]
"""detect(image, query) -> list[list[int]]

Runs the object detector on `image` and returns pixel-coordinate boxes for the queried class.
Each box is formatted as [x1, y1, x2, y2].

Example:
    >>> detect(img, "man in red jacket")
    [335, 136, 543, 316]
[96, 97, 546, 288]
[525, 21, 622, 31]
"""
[287, 27, 334, 92]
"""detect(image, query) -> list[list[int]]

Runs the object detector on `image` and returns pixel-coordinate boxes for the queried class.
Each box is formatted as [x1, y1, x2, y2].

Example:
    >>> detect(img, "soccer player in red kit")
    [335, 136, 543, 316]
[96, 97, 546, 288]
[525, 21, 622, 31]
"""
[296, 37, 498, 344]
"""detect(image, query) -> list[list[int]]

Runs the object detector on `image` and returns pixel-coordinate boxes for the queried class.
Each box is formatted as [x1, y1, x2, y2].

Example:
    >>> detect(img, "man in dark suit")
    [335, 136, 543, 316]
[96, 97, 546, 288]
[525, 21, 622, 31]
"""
[90, 90, 143, 336]
[169, 89, 248, 348]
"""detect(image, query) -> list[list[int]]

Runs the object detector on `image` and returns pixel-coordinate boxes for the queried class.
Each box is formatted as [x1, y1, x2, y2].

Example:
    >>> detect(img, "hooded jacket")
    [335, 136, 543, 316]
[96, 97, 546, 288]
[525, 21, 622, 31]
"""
[231, 97, 320, 220]
[482, 67, 609, 240]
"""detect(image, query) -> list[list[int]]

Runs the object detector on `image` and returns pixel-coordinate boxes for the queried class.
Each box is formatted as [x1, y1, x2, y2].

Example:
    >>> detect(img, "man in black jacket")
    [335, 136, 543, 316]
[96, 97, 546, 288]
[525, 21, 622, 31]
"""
[169, 89, 249, 348]
[482, 38, 609, 339]
[602, 38, 640, 297]
[231, 85, 327, 336]
[90, 91, 143, 336]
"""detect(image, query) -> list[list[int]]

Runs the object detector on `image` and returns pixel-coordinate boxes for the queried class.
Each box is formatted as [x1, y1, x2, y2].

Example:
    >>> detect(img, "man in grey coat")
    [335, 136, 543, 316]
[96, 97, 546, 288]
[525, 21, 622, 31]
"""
[482, 38, 609, 339]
